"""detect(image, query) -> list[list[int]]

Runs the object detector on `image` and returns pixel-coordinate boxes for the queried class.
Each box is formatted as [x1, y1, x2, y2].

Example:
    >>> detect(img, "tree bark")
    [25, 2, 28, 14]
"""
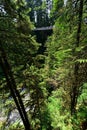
[0, 44, 31, 130]
[71, 0, 84, 115]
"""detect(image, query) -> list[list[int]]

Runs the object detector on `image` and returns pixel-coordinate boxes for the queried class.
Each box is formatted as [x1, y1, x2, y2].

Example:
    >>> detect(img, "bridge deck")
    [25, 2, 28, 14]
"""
[33, 26, 53, 31]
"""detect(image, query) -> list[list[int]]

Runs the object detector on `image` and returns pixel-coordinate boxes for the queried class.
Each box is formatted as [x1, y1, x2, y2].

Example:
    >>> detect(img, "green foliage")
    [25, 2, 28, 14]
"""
[77, 83, 87, 118]
[0, 0, 40, 129]
[7, 121, 24, 130]
[23, 64, 48, 129]
[27, 0, 52, 27]
[77, 59, 87, 63]
[45, 0, 87, 130]
[48, 89, 72, 130]
[0, 0, 87, 130]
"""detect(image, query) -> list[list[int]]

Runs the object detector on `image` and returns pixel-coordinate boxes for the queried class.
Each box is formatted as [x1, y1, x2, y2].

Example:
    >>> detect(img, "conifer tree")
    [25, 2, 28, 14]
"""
[0, 0, 39, 129]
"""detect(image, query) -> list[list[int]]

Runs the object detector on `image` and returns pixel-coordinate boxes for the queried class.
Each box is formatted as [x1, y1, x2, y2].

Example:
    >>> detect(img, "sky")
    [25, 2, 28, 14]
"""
[64, 0, 67, 5]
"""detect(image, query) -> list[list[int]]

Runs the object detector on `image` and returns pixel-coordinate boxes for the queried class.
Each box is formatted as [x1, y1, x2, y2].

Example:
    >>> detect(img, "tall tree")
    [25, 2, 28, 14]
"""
[0, 0, 39, 129]
[27, 0, 53, 27]
[45, 0, 87, 129]
[71, 0, 84, 115]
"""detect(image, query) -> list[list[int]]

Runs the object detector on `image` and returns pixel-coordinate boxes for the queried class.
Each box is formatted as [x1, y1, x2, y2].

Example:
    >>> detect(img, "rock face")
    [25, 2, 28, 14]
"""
[0, 92, 30, 127]
[8, 109, 22, 125]
[0, 117, 6, 122]
[0, 109, 23, 126]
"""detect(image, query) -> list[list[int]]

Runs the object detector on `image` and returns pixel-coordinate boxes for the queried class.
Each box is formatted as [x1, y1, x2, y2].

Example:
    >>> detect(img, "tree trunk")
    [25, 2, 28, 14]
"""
[0, 44, 31, 130]
[71, 0, 84, 115]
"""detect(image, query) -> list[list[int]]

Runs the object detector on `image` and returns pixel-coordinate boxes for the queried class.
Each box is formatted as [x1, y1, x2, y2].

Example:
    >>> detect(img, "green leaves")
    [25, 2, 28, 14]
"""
[77, 59, 87, 63]
[47, 89, 72, 130]
[45, 0, 87, 129]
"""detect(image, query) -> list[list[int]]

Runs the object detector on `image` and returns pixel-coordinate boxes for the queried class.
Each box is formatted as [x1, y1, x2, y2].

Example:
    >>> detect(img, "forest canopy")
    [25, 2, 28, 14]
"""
[0, 0, 87, 130]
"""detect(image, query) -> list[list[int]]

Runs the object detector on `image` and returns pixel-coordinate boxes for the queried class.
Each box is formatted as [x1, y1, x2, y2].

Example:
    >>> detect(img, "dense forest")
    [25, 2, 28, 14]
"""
[0, 0, 87, 130]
